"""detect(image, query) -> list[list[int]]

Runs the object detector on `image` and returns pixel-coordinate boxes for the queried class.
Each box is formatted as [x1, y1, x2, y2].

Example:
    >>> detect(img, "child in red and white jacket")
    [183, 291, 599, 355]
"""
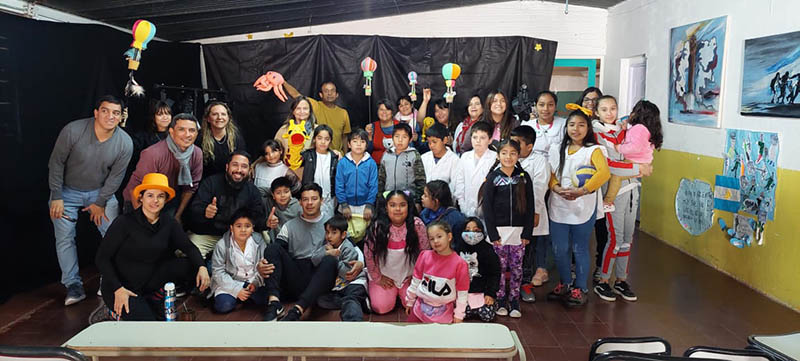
[405, 221, 470, 323]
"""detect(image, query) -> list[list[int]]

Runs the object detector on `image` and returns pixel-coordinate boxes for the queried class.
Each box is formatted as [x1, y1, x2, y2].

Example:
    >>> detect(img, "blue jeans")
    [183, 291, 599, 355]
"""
[51, 187, 119, 288]
[213, 286, 269, 314]
[534, 234, 551, 270]
[550, 211, 596, 292]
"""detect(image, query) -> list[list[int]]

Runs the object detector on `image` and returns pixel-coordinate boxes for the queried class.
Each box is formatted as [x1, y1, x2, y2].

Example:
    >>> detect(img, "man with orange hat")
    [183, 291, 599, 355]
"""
[48, 95, 133, 306]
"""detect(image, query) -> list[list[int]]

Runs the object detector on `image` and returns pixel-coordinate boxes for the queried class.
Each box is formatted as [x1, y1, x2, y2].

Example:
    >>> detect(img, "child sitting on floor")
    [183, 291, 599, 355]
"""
[315, 214, 368, 321]
[210, 210, 269, 313]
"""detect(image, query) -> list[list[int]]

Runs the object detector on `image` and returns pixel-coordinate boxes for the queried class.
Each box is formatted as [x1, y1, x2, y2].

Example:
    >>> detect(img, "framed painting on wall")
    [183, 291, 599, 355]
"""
[740, 30, 800, 118]
[668, 16, 728, 128]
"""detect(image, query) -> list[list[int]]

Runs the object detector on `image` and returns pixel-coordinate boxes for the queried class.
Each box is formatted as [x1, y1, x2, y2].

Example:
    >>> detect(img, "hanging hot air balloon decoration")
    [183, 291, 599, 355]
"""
[407, 71, 418, 101]
[442, 63, 462, 103]
[123, 20, 156, 97]
[361, 57, 377, 96]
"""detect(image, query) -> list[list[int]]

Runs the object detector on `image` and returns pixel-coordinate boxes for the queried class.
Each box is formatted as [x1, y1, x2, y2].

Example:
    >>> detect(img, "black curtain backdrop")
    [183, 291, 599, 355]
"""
[0, 12, 201, 302]
[203, 35, 557, 157]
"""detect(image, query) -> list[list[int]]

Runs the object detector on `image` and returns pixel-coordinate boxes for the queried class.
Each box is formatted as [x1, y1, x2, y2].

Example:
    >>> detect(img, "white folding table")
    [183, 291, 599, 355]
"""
[63, 321, 526, 361]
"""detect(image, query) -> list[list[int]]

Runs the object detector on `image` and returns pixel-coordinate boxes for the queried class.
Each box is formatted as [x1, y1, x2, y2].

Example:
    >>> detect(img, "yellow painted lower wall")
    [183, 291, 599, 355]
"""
[640, 149, 800, 311]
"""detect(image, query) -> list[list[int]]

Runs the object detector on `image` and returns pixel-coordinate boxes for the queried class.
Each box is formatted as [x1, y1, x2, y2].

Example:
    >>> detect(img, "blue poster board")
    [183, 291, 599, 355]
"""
[722, 129, 779, 221]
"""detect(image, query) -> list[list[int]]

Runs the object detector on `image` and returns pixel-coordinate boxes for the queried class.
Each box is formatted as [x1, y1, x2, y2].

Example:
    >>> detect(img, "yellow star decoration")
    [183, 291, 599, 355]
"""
[535, 43, 543, 51]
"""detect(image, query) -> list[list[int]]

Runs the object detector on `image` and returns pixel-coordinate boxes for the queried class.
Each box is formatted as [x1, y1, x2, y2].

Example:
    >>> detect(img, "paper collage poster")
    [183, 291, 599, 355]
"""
[722, 129, 779, 221]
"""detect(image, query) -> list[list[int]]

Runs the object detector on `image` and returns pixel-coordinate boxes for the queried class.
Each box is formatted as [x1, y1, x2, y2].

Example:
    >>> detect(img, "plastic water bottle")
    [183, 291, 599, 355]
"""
[164, 282, 177, 322]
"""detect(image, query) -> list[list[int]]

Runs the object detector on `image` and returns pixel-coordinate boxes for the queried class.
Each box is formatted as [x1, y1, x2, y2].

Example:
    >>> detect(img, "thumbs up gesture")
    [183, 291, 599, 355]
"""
[205, 197, 218, 219]
[266, 207, 279, 229]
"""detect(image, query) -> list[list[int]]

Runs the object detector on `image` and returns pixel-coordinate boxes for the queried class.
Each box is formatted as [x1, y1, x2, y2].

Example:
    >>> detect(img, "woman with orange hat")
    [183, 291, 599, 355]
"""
[95, 173, 210, 321]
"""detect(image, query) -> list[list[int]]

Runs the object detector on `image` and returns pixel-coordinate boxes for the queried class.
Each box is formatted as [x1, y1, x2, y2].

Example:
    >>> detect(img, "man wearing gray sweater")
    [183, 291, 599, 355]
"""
[48, 95, 133, 306]
[256, 183, 340, 321]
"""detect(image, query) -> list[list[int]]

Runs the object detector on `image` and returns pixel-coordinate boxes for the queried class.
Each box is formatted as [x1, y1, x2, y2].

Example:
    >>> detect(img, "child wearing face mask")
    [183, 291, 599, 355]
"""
[457, 217, 501, 322]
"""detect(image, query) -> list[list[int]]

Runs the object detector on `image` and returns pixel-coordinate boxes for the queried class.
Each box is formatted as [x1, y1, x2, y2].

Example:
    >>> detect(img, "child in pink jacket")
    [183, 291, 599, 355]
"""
[603, 100, 664, 206]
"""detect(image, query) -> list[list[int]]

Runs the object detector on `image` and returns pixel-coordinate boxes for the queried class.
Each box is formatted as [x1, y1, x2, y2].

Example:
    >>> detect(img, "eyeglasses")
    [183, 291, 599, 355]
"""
[583, 98, 598, 104]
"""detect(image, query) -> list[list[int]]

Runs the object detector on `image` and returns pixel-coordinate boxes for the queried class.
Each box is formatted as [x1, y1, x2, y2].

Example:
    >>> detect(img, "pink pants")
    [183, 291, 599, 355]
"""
[368, 279, 410, 314]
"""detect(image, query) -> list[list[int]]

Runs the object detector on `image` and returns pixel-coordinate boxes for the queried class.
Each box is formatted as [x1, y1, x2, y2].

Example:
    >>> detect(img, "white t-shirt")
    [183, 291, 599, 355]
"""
[254, 162, 289, 190]
[314, 151, 332, 199]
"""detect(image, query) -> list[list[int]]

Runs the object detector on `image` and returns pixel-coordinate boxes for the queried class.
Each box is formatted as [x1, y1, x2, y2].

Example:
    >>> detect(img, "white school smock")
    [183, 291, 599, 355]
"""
[454, 149, 497, 217]
[548, 145, 606, 225]
[421, 148, 460, 198]
[521, 116, 566, 170]
[519, 153, 551, 235]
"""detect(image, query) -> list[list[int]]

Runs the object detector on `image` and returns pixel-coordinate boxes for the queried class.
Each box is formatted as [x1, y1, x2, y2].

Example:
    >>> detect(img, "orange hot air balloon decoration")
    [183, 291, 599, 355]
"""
[361, 57, 378, 96]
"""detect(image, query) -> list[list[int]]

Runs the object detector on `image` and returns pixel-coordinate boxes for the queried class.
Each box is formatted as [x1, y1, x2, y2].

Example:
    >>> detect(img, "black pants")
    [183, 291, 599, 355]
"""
[594, 218, 609, 268]
[522, 242, 535, 283]
[316, 284, 368, 321]
[263, 243, 338, 310]
[100, 257, 194, 321]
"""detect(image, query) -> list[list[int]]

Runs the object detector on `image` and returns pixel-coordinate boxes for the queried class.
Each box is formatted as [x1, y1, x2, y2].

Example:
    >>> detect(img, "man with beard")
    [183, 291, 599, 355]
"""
[188, 151, 267, 258]
[123, 113, 203, 221]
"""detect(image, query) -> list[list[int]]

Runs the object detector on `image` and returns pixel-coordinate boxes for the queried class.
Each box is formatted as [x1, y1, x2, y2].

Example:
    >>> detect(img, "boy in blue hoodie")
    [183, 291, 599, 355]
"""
[335, 128, 378, 244]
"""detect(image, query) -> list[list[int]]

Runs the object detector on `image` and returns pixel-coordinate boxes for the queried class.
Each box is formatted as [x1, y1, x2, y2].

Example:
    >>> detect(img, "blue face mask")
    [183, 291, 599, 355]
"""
[461, 231, 485, 245]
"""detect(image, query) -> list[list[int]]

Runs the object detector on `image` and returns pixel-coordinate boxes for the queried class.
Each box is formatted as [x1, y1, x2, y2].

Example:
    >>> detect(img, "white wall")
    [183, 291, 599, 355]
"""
[0, 0, 131, 34]
[604, 0, 800, 170]
[194, 1, 608, 59]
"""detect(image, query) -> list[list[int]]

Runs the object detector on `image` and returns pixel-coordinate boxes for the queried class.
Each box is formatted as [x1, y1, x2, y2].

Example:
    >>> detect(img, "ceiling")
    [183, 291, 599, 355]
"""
[37, 0, 626, 42]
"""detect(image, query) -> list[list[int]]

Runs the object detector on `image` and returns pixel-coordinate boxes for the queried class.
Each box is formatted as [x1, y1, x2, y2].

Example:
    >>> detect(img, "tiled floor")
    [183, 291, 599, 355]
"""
[1, 230, 798, 361]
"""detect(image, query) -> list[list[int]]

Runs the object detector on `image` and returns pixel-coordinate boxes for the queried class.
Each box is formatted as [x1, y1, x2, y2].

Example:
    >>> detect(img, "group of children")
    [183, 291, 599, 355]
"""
[208, 89, 664, 324]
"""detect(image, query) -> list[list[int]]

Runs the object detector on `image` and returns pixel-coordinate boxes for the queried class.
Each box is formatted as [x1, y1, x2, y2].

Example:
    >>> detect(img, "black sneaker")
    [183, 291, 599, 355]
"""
[88, 302, 113, 324]
[280, 306, 302, 321]
[593, 283, 616, 302]
[614, 281, 638, 301]
[566, 288, 587, 307]
[263, 300, 284, 321]
[592, 269, 602, 285]
[64, 284, 86, 306]
[508, 299, 522, 318]
[547, 283, 570, 301]
[495, 297, 508, 316]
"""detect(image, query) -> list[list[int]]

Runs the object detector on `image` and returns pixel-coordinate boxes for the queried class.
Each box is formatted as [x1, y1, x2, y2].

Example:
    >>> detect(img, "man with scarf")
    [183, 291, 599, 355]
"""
[188, 150, 267, 258]
[123, 113, 203, 221]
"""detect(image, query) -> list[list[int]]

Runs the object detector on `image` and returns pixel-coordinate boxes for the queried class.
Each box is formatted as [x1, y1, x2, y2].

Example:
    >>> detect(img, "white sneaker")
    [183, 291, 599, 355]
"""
[603, 203, 616, 213]
[496, 306, 508, 316]
[509, 309, 522, 318]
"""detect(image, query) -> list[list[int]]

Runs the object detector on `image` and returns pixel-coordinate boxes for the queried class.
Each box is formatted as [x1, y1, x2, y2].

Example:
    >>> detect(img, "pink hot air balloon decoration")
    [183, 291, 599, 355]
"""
[361, 57, 378, 96]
